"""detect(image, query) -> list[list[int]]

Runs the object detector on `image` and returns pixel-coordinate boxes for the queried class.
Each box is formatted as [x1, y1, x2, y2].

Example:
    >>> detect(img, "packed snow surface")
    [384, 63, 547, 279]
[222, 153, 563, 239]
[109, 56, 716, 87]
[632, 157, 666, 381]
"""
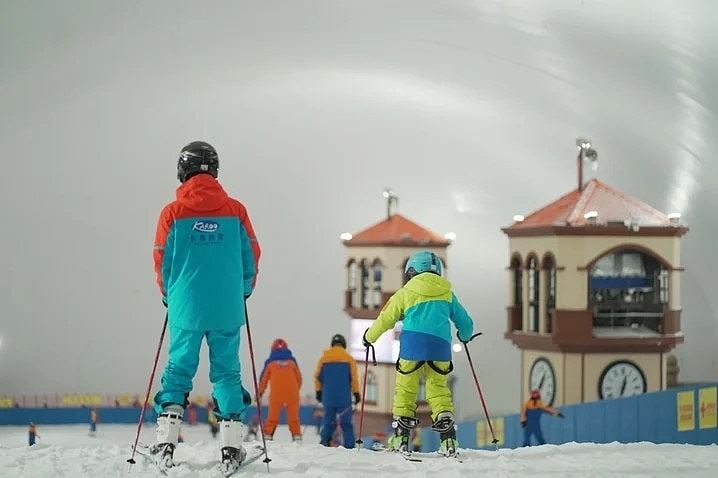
[1, 424, 716, 477]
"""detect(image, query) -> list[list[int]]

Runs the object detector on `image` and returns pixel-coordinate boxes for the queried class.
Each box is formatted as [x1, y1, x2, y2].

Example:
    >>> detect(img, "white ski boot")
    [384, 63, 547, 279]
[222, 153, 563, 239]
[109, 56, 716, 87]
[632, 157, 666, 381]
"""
[150, 405, 183, 472]
[219, 420, 247, 477]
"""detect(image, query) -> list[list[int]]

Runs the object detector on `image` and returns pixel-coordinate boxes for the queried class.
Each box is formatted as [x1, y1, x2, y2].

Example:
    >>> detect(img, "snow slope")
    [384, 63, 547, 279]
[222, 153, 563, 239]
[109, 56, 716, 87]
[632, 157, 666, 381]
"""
[0, 424, 716, 477]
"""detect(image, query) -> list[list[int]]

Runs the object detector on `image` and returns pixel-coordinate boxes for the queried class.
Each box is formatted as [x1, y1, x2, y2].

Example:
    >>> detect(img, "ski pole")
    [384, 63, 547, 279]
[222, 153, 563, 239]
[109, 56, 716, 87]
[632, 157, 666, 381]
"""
[244, 303, 272, 471]
[355, 342, 376, 449]
[127, 312, 168, 469]
[462, 333, 500, 448]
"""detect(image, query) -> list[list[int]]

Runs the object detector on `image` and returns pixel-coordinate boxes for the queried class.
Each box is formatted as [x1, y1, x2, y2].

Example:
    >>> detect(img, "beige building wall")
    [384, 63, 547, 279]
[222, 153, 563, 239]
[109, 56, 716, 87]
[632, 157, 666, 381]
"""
[523, 350, 663, 406]
[508, 235, 682, 311]
[345, 246, 448, 293]
[582, 353, 662, 402]
[522, 350, 568, 407]
[563, 353, 583, 404]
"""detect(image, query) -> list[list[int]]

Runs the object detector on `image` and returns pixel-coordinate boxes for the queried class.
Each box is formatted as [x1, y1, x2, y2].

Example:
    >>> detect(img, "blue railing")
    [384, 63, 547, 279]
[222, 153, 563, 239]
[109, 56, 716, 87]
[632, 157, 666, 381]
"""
[0, 405, 322, 427]
[420, 384, 718, 451]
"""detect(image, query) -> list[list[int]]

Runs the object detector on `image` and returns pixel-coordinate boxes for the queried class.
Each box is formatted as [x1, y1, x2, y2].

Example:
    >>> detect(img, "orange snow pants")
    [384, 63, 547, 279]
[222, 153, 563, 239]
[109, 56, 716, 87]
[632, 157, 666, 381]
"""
[264, 394, 301, 436]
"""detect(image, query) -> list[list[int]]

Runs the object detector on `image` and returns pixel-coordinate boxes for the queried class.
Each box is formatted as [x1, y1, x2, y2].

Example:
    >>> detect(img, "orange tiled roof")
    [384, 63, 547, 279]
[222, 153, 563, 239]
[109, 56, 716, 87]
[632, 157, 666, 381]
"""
[345, 214, 450, 247]
[508, 179, 673, 229]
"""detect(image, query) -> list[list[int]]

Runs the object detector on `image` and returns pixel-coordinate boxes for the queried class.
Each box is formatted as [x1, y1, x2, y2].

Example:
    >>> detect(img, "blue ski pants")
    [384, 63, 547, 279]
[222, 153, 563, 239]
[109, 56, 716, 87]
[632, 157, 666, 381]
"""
[154, 326, 247, 420]
[320, 405, 355, 449]
[523, 426, 546, 446]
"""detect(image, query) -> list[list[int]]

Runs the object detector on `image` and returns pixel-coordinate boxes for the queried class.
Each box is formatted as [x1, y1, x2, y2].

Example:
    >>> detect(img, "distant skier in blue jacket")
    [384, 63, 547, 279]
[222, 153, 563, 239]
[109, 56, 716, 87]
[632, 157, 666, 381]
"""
[314, 334, 360, 448]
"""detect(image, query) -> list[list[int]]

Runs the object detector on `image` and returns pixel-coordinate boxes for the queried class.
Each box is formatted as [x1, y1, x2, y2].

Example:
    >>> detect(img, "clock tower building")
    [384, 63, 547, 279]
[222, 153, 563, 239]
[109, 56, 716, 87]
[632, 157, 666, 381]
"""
[503, 142, 688, 406]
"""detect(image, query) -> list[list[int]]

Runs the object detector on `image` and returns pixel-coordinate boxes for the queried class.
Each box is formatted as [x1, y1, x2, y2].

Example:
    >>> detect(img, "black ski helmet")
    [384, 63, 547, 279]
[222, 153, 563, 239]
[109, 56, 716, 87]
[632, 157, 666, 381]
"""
[177, 141, 219, 183]
[331, 334, 347, 349]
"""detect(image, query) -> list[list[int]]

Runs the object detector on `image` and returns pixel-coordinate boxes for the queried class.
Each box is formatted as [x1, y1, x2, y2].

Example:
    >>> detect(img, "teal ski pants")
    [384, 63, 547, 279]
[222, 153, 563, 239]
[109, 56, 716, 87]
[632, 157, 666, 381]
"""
[154, 326, 247, 419]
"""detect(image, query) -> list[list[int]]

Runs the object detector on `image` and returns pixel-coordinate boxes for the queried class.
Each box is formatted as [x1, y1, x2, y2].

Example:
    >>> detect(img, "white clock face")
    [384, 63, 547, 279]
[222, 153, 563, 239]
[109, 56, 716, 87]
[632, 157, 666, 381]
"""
[529, 358, 556, 405]
[599, 361, 647, 399]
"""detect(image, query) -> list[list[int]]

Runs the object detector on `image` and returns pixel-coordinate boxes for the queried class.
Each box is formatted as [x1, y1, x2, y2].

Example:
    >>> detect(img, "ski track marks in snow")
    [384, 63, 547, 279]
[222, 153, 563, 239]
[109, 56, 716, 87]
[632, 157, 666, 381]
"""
[0, 425, 716, 477]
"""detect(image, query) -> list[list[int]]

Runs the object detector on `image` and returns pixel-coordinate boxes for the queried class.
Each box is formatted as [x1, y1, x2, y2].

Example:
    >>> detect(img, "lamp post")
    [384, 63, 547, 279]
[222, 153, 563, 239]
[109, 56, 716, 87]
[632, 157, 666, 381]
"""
[382, 187, 398, 219]
[576, 138, 598, 191]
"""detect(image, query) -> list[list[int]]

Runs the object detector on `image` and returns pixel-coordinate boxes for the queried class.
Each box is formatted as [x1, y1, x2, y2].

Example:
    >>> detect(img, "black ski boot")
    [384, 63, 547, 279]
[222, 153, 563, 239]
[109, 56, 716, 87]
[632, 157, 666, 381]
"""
[432, 411, 458, 457]
[388, 416, 419, 453]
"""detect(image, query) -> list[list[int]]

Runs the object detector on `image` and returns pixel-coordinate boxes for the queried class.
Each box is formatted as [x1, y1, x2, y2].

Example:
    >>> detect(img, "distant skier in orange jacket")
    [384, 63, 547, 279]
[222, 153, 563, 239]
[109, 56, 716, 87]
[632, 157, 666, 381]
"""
[258, 338, 302, 441]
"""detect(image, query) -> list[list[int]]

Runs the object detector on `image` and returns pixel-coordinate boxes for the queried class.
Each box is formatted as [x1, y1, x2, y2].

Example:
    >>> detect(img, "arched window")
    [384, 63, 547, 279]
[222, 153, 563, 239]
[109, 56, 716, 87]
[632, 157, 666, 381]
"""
[511, 254, 523, 331]
[347, 259, 358, 308]
[366, 370, 378, 404]
[371, 258, 384, 308]
[359, 259, 370, 309]
[543, 254, 557, 333]
[527, 255, 539, 332]
[589, 246, 669, 333]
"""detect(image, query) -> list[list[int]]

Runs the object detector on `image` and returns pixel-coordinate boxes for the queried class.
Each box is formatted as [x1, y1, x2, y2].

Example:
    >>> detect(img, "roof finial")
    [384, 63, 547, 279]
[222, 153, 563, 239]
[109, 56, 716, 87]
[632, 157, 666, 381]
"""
[382, 187, 398, 219]
[576, 138, 598, 192]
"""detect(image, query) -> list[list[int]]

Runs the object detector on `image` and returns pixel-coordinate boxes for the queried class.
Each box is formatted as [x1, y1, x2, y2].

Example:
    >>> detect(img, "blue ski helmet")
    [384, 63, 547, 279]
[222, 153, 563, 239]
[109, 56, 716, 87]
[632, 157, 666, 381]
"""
[404, 251, 443, 280]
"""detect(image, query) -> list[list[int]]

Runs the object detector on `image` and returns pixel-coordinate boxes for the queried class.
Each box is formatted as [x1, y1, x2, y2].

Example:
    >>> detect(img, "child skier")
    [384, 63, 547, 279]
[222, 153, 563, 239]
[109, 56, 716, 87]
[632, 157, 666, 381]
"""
[27, 422, 40, 446]
[362, 251, 473, 457]
[89, 408, 99, 436]
[314, 334, 361, 448]
[258, 338, 303, 442]
[520, 389, 564, 446]
[150, 141, 261, 475]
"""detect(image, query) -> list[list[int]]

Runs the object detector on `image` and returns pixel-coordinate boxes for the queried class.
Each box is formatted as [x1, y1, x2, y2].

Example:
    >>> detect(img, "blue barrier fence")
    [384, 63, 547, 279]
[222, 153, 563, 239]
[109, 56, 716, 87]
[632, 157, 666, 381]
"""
[0, 405, 322, 427]
[420, 383, 718, 451]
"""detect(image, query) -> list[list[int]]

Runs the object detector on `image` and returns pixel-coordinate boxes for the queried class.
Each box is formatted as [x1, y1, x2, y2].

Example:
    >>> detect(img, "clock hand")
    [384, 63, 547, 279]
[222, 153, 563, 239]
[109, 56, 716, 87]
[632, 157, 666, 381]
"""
[539, 374, 546, 389]
[620, 377, 627, 396]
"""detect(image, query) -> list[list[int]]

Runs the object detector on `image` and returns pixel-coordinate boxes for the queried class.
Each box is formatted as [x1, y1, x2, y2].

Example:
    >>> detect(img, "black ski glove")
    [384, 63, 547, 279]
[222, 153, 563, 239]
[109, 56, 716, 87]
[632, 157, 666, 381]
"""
[362, 329, 371, 348]
[521, 420, 527, 428]
[457, 331, 482, 344]
[315, 391, 322, 403]
[354, 393, 361, 405]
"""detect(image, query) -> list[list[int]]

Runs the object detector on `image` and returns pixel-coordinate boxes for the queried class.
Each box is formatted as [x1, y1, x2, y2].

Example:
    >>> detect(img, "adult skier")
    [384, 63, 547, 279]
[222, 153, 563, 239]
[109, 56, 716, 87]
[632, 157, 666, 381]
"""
[149, 141, 260, 475]
[363, 251, 474, 457]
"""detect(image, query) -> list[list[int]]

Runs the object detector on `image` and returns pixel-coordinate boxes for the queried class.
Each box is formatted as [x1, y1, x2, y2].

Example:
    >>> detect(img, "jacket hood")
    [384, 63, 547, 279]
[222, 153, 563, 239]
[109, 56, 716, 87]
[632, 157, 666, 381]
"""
[405, 273, 451, 297]
[176, 174, 229, 212]
[266, 348, 295, 362]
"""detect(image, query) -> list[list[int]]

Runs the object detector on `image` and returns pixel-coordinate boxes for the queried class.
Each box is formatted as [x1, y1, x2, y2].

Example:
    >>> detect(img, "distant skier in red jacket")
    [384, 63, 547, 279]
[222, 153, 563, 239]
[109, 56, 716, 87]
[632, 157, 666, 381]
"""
[258, 338, 303, 441]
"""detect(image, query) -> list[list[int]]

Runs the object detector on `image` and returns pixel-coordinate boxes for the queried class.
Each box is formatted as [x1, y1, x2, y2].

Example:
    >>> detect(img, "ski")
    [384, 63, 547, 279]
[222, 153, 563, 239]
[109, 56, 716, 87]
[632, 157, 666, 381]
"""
[130, 443, 177, 475]
[131, 442, 265, 476]
[413, 451, 465, 463]
[219, 446, 266, 477]
[400, 452, 423, 462]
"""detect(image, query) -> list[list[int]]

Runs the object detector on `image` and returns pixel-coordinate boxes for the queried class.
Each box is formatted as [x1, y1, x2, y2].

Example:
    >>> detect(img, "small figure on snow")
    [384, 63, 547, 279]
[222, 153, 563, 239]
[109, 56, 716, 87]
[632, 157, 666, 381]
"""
[28, 422, 40, 446]
[314, 334, 360, 449]
[186, 402, 198, 426]
[89, 408, 99, 436]
[150, 141, 261, 475]
[208, 402, 219, 438]
[362, 251, 474, 457]
[520, 389, 564, 446]
[258, 338, 303, 442]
